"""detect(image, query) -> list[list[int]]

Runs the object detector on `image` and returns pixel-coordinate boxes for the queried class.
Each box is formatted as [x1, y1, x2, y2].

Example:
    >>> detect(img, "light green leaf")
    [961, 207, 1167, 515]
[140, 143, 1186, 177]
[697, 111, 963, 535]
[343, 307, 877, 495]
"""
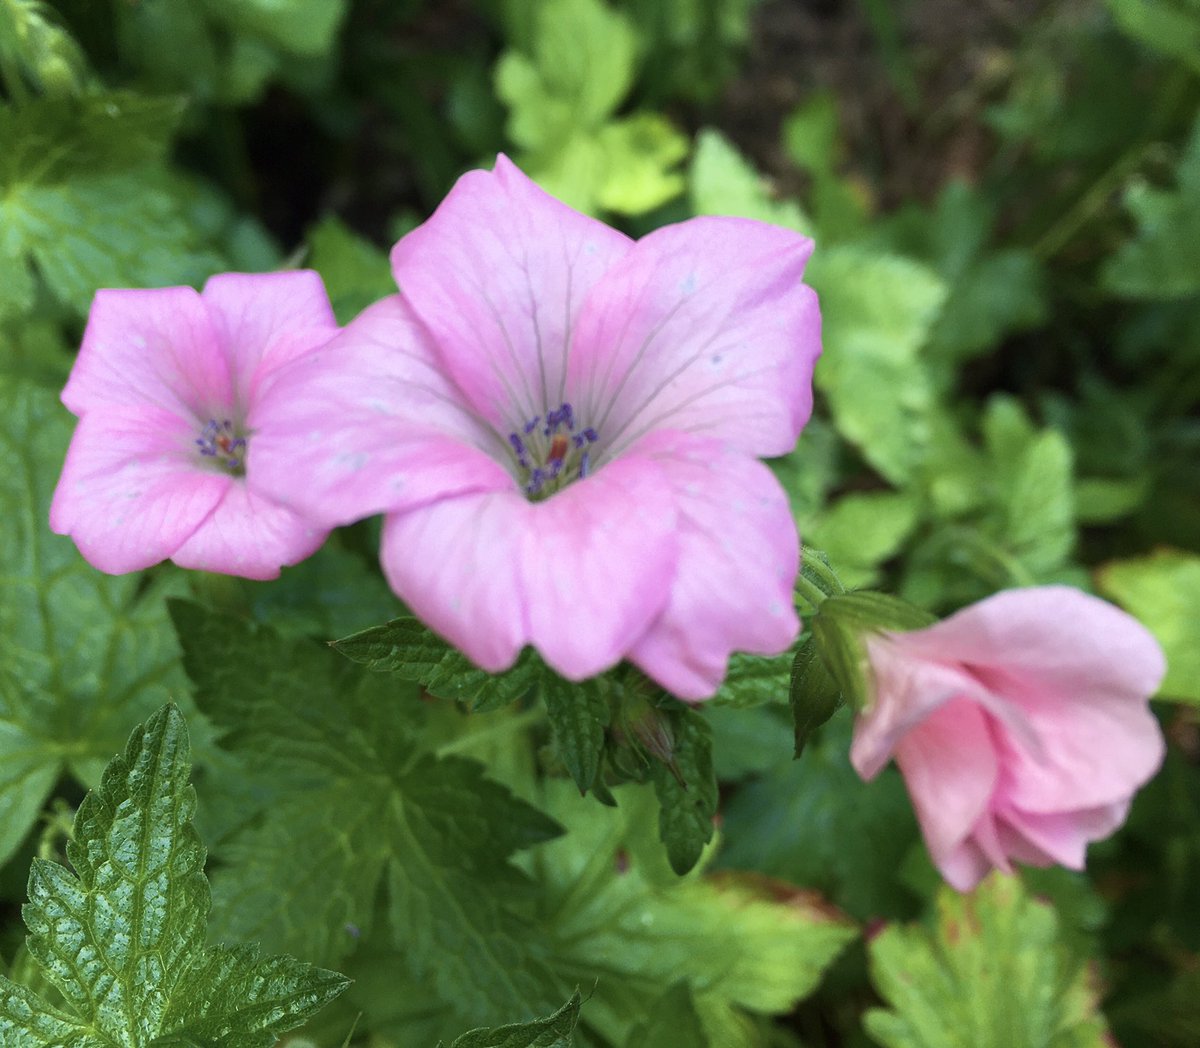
[441, 990, 582, 1047]
[0, 0, 89, 96]
[690, 129, 812, 233]
[594, 113, 688, 215]
[806, 492, 920, 589]
[708, 651, 793, 709]
[0, 382, 192, 866]
[1104, 116, 1200, 299]
[864, 874, 1109, 1048]
[540, 783, 856, 1047]
[4, 705, 348, 1046]
[624, 983, 707, 1048]
[306, 215, 395, 325]
[0, 95, 222, 316]
[496, 0, 637, 150]
[809, 247, 947, 484]
[172, 603, 567, 1029]
[1097, 549, 1200, 703]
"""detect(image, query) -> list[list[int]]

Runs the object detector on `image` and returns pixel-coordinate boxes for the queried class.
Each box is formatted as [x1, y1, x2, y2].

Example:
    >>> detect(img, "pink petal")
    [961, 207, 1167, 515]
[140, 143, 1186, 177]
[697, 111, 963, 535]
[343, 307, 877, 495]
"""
[61, 287, 231, 420]
[996, 800, 1131, 870]
[519, 452, 678, 680]
[850, 638, 1003, 780]
[625, 431, 799, 700]
[200, 270, 339, 403]
[379, 490, 530, 673]
[49, 406, 229, 574]
[568, 216, 819, 461]
[990, 676, 1164, 813]
[390, 155, 633, 432]
[249, 295, 514, 528]
[170, 481, 328, 580]
[893, 697, 999, 876]
[901, 586, 1167, 703]
[937, 839, 996, 893]
[380, 454, 680, 681]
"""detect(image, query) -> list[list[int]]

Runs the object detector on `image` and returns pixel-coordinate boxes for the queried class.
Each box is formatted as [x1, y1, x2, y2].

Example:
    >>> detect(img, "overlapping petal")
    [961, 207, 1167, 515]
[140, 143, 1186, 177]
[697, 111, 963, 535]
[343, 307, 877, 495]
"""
[249, 295, 514, 528]
[201, 270, 339, 403]
[625, 430, 799, 699]
[569, 216, 820, 461]
[171, 482, 328, 581]
[61, 287, 231, 420]
[391, 155, 633, 432]
[381, 453, 679, 681]
[49, 405, 229, 574]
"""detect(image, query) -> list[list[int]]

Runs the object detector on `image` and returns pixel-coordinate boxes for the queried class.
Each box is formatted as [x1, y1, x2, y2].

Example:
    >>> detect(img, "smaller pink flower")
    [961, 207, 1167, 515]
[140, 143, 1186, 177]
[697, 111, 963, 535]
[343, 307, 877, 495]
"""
[50, 272, 339, 579]
[849, 587, 1166, 892]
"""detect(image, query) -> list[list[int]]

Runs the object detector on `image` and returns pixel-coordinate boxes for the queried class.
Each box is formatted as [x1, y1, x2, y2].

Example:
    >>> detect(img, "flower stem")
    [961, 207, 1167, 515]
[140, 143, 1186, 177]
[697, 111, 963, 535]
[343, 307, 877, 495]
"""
[794, 573, 831, 614]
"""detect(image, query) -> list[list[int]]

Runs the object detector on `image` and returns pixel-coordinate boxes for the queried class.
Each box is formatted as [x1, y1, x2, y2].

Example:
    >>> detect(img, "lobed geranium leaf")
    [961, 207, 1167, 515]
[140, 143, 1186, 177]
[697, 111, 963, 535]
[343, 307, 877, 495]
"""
[2, 705, 348, 1046]
[542, 675, 611, 794]
[1097, 548, 1200, 704]
[306, 215, 396, 325]
[538, 784, 856, 1047]
[623, 983, 707, 1048]
[0, 381, 196, 867]
[174, 604, 567, 1029]
[648, 702, 718, 876]
[439, 990, 582, 1047]
[0, 95, 221, 317]
[807, 246, 947, 485]
[1103, 115, 1200, 299]
[864, 874, 1110, 1048]
[331, 616, 544, 712]
[689, 129, 812, 234]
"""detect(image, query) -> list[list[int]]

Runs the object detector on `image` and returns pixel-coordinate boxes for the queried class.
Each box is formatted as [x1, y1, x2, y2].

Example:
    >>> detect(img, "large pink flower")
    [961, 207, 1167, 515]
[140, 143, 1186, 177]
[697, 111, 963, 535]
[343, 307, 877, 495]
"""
[51, 272, 339, 579]
[252, 156, 821, 698]
[850, 587, 1166, 891]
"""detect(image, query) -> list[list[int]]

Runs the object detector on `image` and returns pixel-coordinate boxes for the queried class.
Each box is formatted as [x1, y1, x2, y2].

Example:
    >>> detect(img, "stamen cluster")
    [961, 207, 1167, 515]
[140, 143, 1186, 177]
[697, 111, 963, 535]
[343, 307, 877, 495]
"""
[506, 402, 599, 499]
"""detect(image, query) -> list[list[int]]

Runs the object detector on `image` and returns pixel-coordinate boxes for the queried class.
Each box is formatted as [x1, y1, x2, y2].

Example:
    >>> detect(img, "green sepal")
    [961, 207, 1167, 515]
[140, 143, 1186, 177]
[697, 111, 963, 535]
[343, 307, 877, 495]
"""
[789, 639, 841, 757]
[809, 592, 937, 712]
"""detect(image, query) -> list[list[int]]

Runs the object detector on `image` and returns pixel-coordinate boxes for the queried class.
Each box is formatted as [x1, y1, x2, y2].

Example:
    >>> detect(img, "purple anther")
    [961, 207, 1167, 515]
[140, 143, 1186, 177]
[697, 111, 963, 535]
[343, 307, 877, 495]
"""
[523, 416, 541, 434]
[526, 467, 546, 496]
[578, 451, 591, 479]
[572, 433, 586, 449]
[508, 432, 528, 461]
[582, 427, 598, 443]
[561, 403, 575, 430]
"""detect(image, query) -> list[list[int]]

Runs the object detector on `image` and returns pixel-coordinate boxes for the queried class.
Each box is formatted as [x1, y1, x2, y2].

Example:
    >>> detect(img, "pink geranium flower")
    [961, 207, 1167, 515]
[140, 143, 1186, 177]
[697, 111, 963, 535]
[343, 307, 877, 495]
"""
[51, 272, 339, 579]
[252, 156, 821, 698]
[850, 587, 1166, 891]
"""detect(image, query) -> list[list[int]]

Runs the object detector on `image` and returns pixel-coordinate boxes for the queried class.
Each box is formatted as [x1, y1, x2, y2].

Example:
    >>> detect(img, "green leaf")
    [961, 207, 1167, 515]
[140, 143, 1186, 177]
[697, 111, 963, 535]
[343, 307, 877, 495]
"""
[709, 651, 793, 709]
[0, 94, 222, 316]
[2, 705, 348, 1046]
[720, 710, 921, 921]
[1104, 117, 1200, 299]
[864, 874, 1110, 1048]
[172, 603, 567, 1029]
[306, 215, 396, 325]
[0, 381, 194, 867]
[1097, 549, 1200, 703]
[201, 0, 349, 56]
[593, 113, 688, 215]
[1105, 0, 1200, 75]
[331, 616, 543, 712]
[442, 991, 582, 1048]
[495, 0, 637, 150]
[690, 129, 812, 233]
[648, 702, 718, 876]
[0, 0, 89, 96]
[542, 676, 611, 794]
[624, 983, 707, 1048]
[808, 246, 947, 484]
[539, 783, 856, 1047]
[806, 491, 920, 589]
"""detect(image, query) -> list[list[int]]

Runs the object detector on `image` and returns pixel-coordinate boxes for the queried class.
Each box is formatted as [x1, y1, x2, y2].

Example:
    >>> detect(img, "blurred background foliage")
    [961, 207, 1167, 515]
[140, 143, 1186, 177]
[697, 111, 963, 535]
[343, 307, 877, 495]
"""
[1, 0, 1199, 1045]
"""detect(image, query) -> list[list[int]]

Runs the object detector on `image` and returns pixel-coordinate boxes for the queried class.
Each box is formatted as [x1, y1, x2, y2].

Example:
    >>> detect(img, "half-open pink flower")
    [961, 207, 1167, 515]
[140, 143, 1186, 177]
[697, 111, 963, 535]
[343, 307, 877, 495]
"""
[251, 156, 821, 698]
[51, 271, 339, 579]
[850, 587, 1166, 891]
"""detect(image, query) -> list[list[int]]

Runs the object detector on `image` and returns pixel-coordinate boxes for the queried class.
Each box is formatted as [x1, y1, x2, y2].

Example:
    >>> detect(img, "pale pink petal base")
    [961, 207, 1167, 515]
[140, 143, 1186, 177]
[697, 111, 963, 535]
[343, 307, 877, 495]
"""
[171, 481, 329, 580]
[50, 406, 230, 574]
[381, 456, 679, 682]
[626, 430, 799, 700]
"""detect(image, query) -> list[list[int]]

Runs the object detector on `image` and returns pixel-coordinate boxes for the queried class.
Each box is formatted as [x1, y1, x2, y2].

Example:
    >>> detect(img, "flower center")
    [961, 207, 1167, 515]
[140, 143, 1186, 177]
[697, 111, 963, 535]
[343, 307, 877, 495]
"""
[195, 418, 247, 475]
[507, 402, 598, 500]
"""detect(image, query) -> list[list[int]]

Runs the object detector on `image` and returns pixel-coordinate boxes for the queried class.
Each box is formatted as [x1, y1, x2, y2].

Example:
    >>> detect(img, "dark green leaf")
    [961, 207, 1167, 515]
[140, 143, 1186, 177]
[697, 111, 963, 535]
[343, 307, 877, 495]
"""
[442, 990, 582, 1048]
[649, 703, 717, 876]
[542, 676, 611, 793]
